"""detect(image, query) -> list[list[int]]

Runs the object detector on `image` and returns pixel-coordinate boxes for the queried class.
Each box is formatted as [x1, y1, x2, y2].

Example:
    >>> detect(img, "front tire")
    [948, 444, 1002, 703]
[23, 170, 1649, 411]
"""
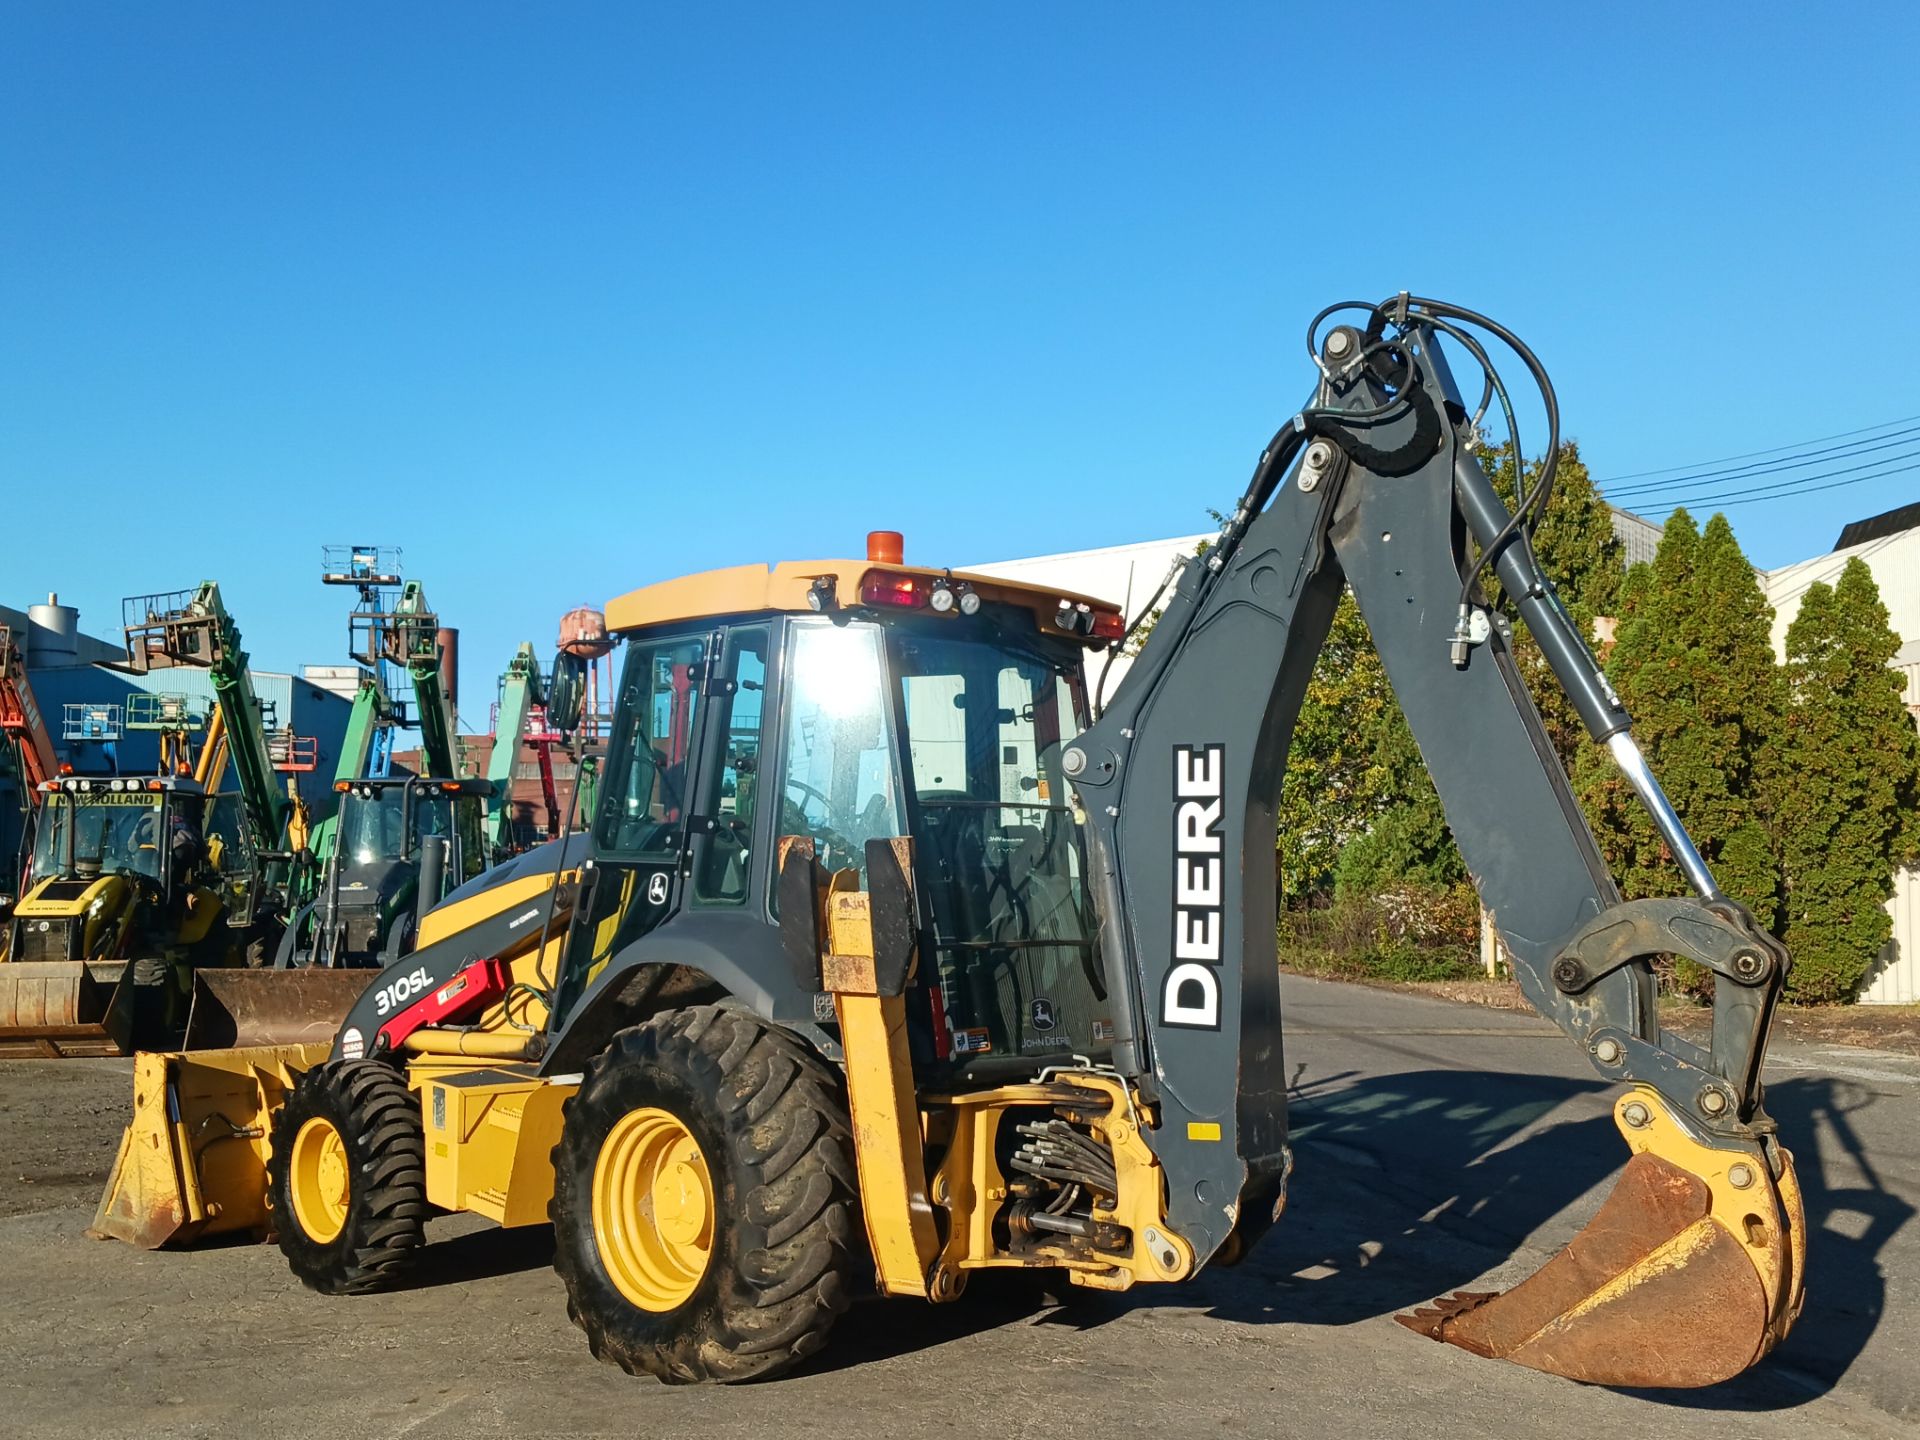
[268, 1060, 429, 1294]
[550, 1004, 860, 1383]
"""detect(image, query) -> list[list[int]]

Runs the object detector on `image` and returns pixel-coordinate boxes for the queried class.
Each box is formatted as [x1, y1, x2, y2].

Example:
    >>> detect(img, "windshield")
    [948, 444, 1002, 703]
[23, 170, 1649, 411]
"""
[340, 783, 458, 868]
[413, 790, 455, 846]
[778, 622, 904, 879]
[890, 626, 1102, 1062]
[31, 791, 166, 882]
[341, 787, 407, 865]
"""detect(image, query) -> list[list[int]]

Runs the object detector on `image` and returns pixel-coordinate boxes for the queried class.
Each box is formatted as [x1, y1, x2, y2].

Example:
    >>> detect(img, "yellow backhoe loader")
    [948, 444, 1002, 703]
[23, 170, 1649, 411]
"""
[96, 297, 1803, 1389]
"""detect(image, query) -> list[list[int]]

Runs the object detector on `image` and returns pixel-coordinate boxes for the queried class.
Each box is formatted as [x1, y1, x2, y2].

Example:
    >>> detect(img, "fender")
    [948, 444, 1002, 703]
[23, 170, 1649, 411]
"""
[541, 910, 837, 1074]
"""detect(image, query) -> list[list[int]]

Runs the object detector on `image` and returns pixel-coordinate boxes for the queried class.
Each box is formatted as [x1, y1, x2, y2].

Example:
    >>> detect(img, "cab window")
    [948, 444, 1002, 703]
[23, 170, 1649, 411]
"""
[775, 621, 902, 884]
[694, 626, 769, 904]
[597, 635, 706, 859]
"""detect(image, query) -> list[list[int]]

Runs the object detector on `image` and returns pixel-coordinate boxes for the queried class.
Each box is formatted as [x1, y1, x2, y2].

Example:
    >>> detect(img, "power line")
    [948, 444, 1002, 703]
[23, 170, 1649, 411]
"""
[1621, 443, 1920, 509]
[1640, 453, 1920, 514]
[1601, 424, 1920, 500]
[1595, 413, 1920, 485]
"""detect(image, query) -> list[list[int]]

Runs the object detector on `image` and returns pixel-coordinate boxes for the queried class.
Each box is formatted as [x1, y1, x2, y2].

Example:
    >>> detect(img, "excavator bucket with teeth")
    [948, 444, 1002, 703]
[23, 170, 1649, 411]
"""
[1397, 1087, 1806, 1388]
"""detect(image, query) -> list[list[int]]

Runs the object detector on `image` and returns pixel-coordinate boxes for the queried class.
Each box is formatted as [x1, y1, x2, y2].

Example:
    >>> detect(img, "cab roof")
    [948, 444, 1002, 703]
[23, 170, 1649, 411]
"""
[604, 557, 1122, 641]
[39, 775, 204, 797]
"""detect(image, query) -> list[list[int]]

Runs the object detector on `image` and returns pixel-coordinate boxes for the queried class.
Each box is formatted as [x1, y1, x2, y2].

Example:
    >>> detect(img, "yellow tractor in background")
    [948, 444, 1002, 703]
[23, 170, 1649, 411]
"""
[97, 298, 1804, 1389]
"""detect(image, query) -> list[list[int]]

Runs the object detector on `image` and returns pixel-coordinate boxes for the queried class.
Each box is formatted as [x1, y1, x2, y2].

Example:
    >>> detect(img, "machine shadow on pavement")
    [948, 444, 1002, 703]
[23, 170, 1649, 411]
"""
[405, 1219, 557, 1289]
[1191, 1067, 1622, 1327]
[299, 1068, 1908, 1400]
[992, 1068, 1911, 1411]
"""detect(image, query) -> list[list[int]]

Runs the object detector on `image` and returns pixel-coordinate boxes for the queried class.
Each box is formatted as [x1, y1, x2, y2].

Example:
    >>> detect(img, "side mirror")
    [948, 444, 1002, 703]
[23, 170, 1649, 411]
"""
[548, 651, 588, 733]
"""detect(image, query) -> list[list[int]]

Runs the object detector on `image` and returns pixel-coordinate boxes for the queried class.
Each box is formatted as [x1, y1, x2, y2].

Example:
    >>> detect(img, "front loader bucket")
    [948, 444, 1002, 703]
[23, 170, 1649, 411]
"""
[88, 1042, 331, 1248]
[1398, 1087, 1806, 1387]
[181, 967, 369, 1050]
[0, 961, 135, 1058]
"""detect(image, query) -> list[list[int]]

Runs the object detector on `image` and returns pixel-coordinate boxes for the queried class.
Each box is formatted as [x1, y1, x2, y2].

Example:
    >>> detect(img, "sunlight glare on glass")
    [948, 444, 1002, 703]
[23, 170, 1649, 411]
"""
[795, 625, 883, 720]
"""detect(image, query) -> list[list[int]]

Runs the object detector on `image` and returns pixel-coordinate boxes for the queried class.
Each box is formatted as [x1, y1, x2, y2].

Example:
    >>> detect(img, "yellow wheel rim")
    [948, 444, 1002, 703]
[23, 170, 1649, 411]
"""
[592, 1106, 714, 1312]
[289, 1116, 352, 1244]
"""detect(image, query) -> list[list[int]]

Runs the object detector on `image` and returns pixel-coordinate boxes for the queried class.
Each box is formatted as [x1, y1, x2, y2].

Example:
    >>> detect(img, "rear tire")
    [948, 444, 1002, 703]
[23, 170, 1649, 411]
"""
[268, 1060, 428, 1294]
[550, 1004, 860, 1383]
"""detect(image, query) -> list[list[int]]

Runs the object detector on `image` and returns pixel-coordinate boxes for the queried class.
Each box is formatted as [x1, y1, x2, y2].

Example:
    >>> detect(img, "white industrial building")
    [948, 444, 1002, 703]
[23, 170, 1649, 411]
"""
[974, 502, 1920, 1004]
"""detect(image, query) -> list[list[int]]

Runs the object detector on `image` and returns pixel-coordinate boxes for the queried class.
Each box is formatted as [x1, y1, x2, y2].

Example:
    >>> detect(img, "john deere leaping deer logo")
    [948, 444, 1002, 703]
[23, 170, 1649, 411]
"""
[646, 871, 669, 905]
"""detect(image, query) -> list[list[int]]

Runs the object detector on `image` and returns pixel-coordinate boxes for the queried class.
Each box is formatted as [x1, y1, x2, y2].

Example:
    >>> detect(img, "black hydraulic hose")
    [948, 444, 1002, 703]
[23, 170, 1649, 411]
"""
[1419, 312, 1544, 579]
[1301, 377, 1441, 477]
[1390, 295, 1563, 609]
[1094, 560, 1180, 718]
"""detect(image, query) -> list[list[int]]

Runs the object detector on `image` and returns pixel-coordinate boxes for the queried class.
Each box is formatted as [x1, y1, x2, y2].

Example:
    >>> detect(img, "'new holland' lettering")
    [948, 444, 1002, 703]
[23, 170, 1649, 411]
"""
[1162, 745, 1225, 1029]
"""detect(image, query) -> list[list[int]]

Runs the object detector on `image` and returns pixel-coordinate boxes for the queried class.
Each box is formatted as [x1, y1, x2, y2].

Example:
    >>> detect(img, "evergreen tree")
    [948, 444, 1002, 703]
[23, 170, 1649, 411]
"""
[1575, 510, 1784, 936]
[1275, 592, 1394, 903]
[1773, 560, 1920, 1002]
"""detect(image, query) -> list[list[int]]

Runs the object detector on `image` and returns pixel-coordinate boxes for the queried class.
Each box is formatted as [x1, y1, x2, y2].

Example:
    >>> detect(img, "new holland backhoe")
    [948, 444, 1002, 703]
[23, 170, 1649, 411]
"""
[97, 298, 1804, 1390]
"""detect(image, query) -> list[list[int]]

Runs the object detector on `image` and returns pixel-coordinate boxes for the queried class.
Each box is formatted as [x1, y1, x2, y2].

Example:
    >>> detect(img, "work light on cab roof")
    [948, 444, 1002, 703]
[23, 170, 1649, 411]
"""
[841, 529, 1119, 637]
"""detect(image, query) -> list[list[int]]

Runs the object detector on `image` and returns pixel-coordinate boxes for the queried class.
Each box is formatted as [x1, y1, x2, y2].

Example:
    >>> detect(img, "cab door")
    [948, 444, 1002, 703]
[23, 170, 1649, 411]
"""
[550, 631, 712, 1027]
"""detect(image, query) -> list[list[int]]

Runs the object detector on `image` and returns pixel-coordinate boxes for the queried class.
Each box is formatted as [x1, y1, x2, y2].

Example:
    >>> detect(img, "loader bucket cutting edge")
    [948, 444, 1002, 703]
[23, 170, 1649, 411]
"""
[0, 961, 135, 1058]
[181, 967, 368, 1050]
[1396, 1087, 1805, 1388]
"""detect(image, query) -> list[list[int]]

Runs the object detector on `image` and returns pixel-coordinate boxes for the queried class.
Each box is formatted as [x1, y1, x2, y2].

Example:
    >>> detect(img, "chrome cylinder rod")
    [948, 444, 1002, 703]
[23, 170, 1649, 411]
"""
[1606, 732, 1722, 901]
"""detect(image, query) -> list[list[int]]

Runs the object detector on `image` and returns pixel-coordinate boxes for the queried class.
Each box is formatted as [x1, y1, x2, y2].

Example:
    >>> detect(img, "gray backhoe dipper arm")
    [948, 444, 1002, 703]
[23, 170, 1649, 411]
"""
[1064, 301, 1789, 1269]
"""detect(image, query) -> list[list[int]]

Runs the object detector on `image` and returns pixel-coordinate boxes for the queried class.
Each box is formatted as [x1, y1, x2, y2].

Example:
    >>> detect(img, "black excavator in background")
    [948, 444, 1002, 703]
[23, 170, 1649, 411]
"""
[98, 296, 1803, 1392]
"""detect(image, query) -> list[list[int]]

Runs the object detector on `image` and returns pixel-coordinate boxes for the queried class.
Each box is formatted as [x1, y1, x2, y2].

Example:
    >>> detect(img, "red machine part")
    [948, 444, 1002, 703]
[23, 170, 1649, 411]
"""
[376, 956, 512, 1051]
[0, 626, 58, 793]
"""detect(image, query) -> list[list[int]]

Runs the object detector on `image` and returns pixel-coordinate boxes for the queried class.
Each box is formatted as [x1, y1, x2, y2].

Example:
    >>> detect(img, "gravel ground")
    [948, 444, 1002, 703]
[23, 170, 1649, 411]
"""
[1, 978, 1915, 1440]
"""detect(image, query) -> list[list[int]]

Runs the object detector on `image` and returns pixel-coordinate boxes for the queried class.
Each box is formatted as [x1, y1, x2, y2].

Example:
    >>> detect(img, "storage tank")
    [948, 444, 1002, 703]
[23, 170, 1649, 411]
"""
[26, 593, 78, 664]
[559, 607, 613, 658]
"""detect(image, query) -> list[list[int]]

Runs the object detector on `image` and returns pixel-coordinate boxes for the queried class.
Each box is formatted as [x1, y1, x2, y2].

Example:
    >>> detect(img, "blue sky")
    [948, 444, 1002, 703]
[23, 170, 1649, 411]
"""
[4, 4, 1916, 724]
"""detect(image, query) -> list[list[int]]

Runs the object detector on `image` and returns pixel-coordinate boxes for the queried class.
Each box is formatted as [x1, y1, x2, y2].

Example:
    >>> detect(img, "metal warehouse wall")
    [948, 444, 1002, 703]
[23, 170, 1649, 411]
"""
[25, 662, 355, 819]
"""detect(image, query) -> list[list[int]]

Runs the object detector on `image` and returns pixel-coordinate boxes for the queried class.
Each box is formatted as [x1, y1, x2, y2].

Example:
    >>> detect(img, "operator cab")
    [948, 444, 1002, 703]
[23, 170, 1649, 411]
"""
[545, 534, 1125, 1082]
[10, 775, 208, 963]
[316, 774, 493, 964]
[27, 775, 204, 890]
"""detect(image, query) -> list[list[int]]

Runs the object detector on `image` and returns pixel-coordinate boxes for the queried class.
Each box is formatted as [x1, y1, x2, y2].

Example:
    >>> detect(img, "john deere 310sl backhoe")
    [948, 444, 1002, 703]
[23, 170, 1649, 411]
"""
[97, 297, 1803, 1390]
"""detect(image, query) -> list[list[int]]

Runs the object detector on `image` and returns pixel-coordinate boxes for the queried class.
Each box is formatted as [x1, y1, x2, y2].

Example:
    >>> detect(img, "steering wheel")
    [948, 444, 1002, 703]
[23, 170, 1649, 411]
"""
[784, 777, 832, 814]
[783, 779, 857, 863]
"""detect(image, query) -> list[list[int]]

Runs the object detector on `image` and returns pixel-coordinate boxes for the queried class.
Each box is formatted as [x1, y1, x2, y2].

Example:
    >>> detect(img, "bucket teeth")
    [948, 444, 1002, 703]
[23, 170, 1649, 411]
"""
[1394, 1291, 1498, 1342]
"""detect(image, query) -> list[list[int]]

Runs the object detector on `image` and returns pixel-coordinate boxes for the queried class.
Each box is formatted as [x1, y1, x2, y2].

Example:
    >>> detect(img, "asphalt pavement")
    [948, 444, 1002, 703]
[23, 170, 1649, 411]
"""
[0, 975, 1913, 1439]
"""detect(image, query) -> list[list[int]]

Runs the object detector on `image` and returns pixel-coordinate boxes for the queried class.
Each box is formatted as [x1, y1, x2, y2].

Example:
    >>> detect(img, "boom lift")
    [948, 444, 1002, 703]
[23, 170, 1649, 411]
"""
[277, 563, 493, 971]
[0, 625, 58, 924]
[487, 642, 565, 854]
[279, 771, 493, 971]
[97, 299, 1802, 1390]
[125, 691, 208, 780]
[24, 583, 361, 1053]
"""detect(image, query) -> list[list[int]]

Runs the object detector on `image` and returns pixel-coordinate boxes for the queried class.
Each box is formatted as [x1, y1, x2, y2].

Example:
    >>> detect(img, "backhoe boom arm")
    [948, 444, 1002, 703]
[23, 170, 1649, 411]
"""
[1065, 300, 1798, 1384]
